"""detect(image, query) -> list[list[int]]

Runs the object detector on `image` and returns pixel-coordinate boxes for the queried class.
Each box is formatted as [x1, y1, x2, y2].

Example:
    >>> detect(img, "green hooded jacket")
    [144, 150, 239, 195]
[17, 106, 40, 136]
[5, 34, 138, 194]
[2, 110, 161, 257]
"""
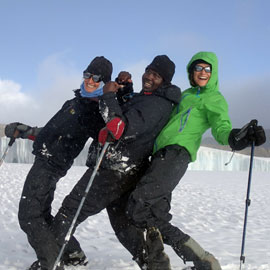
[153, 51, 232, 162]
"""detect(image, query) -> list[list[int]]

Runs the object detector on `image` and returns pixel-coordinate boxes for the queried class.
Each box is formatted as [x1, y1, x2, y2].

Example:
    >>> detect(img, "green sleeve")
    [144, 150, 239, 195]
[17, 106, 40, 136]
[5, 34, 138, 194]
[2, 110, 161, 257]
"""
[205, 94, 232, 145]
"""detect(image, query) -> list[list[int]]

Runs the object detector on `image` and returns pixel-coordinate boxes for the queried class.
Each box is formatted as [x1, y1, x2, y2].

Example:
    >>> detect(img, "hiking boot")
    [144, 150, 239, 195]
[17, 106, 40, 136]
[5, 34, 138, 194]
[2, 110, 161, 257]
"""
[27, 260, 64, 270]
[172, 237, 221, 270]
[193, 252, 221, 270]
[133, 255, 148, 270]
[28, 261, 41, 270]
[146, 227, 171, 270]
[62, 250, 88, 266]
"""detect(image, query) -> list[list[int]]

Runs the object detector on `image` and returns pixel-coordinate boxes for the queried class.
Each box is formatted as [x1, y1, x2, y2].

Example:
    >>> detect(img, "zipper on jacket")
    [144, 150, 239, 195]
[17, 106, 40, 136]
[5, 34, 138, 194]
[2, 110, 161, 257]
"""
[179, 108, 191, 132]
[176, 93, 190, 113]
[196, 87, 201, 97]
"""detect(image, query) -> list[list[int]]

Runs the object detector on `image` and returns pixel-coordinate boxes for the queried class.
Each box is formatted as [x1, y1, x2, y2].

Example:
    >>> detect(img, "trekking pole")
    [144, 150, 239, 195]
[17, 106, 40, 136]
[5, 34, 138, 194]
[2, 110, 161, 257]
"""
[0, 130, 20, 167]
[52, 141, 110, 270]
[239, 141, 255, 269]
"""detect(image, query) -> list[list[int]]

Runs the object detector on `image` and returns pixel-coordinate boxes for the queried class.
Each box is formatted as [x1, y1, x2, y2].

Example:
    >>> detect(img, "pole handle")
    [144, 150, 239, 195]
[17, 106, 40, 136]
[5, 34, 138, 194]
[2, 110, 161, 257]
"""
[8, 129, 20, 146]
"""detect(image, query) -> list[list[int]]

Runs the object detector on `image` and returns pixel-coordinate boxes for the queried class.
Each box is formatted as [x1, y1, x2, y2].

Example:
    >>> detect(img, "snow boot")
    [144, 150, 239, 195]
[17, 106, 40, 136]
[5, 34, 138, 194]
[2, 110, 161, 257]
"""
[27, 261, 41, 270]
[172, 237, 222, 270]
[145, 227, 171, 270]
[133, 255, 148, 270]
[27, 260, 64, 270]
[62, 250, 88, 266]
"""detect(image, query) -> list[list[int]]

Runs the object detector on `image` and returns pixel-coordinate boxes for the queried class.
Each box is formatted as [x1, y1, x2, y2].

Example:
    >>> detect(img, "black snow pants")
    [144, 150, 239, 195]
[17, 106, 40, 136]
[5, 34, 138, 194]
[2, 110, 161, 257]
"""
[47, 164, 147, 270]
[107, 191, 146, 261]
[18, 156, 84, 270]
[107, 145, 191, 262]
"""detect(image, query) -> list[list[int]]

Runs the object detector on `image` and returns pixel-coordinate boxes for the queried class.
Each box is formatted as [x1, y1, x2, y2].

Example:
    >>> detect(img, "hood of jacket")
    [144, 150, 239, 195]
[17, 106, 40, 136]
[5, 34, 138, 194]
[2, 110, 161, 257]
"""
[187, 51, 218, 93]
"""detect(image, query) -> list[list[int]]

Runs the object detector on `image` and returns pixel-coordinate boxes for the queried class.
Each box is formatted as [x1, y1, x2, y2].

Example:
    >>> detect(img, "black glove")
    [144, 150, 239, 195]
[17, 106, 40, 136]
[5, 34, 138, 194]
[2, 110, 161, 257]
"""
[115, 71, 134, 105]
[229, 119, 266, 151]
[5, 122, 35, 139]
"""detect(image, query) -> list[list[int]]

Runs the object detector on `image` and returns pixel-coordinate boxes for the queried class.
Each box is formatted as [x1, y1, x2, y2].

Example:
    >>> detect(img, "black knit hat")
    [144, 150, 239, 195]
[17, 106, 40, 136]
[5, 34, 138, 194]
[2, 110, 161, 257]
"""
[146, 55, 175, 83]
[84, 56, 113, 83]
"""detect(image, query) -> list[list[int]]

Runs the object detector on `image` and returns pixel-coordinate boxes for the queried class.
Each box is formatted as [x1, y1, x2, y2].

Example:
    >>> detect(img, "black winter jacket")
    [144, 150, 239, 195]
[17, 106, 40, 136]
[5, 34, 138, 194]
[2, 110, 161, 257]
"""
[87, 84, 181, 173]
[33, 90, 105, 171]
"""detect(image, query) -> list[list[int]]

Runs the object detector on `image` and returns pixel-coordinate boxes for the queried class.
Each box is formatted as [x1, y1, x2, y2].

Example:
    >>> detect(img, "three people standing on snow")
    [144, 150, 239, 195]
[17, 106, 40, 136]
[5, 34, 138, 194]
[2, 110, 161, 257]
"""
[4, 52, 266, 270]
[49, 52, 265, 270]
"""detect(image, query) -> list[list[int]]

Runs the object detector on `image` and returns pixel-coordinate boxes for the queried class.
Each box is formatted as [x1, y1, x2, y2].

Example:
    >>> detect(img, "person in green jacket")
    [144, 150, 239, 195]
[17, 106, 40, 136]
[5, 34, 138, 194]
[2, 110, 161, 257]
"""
[126, 51, 266, 270]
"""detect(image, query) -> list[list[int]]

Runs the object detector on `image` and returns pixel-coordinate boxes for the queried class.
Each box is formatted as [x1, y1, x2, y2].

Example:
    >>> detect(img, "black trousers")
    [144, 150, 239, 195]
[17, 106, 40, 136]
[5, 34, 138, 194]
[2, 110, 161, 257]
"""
[18, 156, 83, 270]
[107, 145, 191, 262]
[39, 145, 190, 268]
[107, 192, 146, 261]
[127, 145, 190, 233]
[48, 165, 147, 269]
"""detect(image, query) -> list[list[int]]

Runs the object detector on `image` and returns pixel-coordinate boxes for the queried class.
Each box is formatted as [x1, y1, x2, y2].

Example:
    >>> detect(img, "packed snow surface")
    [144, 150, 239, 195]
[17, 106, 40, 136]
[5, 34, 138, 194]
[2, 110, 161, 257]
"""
[0, 163, 269, 270]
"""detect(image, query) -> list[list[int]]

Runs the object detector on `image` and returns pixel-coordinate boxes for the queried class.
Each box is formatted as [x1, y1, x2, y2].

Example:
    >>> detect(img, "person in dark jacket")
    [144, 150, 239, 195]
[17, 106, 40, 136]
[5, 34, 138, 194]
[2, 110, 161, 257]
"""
[119, 52, 266, 270]
[5, 56, 114, 270]
[4, 70, 134, 270]
[44, 55, 181, 270]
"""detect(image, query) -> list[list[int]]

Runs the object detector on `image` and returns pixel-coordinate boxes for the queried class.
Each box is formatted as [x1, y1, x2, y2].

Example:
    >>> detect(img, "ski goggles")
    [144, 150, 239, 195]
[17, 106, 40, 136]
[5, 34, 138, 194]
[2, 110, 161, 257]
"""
[83, 72, 103, 82]
[194, 65, 211, 73]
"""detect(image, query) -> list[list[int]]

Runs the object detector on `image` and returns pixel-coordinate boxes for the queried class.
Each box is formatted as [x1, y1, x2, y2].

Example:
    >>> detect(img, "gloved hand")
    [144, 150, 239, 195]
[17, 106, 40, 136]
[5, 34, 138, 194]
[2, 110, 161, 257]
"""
[115, 71, 132, 84]
[103, 81, 121, 94]
[5, 122, 36, 140]
[229, 119, 266, 151]
[115, 71, 134, 105]
[98, 117, 125, 145]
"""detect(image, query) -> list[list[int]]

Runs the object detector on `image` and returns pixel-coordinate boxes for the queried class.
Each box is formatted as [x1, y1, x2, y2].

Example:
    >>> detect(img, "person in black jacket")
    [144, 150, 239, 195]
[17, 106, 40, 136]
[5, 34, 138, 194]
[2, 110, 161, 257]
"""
[43, 55, 181, 270]
[10, 56, 113, 270]
[4, 71, 134, 270]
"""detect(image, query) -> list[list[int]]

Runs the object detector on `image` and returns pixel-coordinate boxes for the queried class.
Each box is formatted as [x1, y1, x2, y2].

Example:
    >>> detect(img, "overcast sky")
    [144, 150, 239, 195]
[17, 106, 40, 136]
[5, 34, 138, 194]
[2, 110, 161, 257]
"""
[0, 0, 269, 130]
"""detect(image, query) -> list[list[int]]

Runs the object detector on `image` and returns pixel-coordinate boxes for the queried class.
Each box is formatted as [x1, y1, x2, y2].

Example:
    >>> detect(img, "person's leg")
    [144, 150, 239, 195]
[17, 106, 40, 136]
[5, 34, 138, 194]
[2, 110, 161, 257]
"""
[127, 145, 190, 231]
[18, 157, 86, 269]
[146, 227, 172, 270]
[107, 195, 172, 270]
[41, 165, 87, 266]
[122, 145, 188, 269]
[127, 145, 222, 269]
[172, 237, 222, 270]
[107, 193, 147, 269]
[18, 157, 64, 270]
[61, 237, 88, 266]
[51, 167, 137, 267]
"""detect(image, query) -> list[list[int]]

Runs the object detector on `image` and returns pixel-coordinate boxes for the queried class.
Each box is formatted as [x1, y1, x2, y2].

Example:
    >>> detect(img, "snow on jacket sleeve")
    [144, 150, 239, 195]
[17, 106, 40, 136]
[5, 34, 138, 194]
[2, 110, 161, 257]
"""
[99, 92, 123, 123]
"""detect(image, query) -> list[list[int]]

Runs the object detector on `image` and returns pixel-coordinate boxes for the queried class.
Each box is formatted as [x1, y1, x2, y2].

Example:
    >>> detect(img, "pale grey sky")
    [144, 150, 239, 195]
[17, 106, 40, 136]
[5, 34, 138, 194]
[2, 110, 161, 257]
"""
[0, 0, 269, 129]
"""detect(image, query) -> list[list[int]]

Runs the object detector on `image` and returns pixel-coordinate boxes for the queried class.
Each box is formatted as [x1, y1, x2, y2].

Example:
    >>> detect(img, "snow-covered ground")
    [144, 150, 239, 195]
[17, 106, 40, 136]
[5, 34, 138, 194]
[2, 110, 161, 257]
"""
[0, 163, 269, 270]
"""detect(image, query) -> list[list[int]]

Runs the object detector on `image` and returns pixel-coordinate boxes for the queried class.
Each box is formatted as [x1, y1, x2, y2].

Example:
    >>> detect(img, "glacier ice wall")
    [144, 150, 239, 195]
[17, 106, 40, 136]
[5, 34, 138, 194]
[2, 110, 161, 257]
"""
[1, 138, 270, 172]
[189, 146, 270, 172]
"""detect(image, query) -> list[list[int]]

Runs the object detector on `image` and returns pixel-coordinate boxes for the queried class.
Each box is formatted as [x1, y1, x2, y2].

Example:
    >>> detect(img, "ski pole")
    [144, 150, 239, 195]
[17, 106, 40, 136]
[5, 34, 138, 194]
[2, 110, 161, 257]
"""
[239, 141, 255, 269]
[52, 141, 110, 270]
[0, 129, 20, 167]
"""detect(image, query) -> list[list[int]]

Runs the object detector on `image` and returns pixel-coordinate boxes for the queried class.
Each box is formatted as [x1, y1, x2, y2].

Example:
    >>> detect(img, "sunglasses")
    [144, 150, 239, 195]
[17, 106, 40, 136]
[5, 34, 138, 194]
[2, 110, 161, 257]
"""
[83, 72, 103, 82]
[194, 65, 211, 73]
